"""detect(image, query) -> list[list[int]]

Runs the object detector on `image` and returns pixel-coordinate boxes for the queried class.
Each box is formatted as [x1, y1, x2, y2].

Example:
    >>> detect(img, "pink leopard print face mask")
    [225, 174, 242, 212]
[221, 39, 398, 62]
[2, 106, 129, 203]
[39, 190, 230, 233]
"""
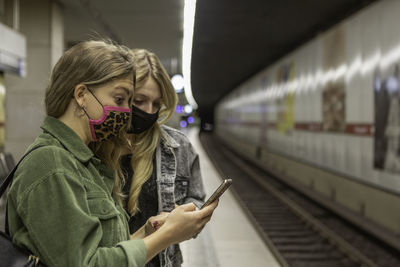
[83, 89, 131, 142]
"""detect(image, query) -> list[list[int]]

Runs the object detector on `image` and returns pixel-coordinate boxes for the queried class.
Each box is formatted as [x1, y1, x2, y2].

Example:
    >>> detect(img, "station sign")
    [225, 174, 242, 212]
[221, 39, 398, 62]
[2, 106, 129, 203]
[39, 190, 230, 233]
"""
[0, 22, 26, 76]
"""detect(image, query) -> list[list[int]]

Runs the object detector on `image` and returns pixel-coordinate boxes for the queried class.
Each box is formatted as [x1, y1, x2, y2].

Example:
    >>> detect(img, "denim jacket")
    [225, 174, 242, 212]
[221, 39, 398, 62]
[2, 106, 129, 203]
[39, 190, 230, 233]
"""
[155, 125, 206, 267]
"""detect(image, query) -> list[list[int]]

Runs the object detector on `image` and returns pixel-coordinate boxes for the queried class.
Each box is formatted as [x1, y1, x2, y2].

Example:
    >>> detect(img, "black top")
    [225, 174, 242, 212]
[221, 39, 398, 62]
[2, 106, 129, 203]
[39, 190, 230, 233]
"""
[121, 154, 160, 267]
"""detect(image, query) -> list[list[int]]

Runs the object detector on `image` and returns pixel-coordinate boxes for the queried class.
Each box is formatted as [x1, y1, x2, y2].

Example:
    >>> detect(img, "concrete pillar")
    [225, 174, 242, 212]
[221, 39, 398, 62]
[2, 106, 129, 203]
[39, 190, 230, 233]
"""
[4, 0, 63, 158]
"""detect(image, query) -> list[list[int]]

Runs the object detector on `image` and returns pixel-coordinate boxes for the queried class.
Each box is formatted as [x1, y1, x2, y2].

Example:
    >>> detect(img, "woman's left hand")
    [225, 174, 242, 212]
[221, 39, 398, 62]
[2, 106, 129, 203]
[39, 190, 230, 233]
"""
[145, 212, 169, 236]
[130, 212, 170, 240]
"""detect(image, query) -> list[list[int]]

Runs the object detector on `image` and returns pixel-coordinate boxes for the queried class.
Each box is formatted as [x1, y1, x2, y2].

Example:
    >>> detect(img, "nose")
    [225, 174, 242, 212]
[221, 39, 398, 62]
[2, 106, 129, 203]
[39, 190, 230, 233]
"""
[143, 103, 153, 114]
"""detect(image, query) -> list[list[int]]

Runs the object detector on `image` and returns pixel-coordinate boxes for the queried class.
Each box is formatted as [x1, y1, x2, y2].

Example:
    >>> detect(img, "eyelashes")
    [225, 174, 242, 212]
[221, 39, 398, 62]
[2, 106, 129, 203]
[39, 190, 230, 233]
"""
[114, 96, 126, 105]
[133, 99, 143, 105]
[133, 99, 161, 107]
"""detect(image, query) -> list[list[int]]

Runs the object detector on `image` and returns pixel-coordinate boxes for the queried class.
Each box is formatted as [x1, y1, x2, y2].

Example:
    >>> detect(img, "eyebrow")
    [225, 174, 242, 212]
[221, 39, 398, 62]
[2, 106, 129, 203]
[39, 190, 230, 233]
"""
[116, 86, 133, 96]
[134, 93, 162, 100]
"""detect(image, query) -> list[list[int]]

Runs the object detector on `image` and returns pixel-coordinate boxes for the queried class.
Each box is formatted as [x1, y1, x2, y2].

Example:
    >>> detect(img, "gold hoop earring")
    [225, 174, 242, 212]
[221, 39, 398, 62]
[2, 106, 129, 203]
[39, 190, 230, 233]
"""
[81, 106, 88, 117]
[74, 104, 86, 117]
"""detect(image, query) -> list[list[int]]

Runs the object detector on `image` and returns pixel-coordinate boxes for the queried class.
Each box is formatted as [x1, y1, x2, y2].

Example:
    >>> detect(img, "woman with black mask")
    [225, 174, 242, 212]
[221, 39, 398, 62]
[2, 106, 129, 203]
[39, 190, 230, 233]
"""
[122, 49, 206, 267]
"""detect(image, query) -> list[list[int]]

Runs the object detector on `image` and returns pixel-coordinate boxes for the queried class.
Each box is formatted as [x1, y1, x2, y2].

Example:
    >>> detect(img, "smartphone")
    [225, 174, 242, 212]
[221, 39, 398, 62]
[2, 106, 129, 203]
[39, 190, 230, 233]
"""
[201, 179, 232, 209]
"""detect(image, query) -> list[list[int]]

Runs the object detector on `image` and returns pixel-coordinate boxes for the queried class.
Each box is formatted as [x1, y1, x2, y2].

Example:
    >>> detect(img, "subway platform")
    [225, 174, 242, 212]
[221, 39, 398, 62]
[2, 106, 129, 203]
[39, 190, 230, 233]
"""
[180, 128, 281, 267]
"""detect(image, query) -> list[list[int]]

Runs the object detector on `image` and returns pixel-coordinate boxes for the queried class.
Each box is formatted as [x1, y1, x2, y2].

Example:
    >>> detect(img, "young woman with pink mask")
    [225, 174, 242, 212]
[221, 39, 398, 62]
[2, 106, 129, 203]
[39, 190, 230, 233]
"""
[6, 40, 217, 267]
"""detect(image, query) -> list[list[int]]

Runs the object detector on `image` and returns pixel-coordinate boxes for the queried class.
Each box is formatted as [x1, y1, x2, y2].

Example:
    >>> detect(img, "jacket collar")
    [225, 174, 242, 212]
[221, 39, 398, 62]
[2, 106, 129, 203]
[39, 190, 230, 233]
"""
[41, 116, 94, 163]
[160, 126, 180, 149]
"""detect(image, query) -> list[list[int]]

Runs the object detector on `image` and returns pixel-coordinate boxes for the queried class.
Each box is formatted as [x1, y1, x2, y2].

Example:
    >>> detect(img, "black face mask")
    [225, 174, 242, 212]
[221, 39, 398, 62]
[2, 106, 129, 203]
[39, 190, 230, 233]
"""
[128, 105, 159, 134]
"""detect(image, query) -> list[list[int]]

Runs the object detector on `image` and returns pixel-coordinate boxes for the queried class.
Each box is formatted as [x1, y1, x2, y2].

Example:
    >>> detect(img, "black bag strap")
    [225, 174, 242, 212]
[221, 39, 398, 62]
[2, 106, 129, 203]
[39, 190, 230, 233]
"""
[2, 145, 47, 266]
[3, 146, 44, 235]
[0, 146, 44, 198]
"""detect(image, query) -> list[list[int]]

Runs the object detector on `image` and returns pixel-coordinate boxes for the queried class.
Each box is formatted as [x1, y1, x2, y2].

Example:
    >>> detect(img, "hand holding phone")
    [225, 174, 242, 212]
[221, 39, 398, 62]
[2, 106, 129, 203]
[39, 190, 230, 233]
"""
[201, 179, 232, 209]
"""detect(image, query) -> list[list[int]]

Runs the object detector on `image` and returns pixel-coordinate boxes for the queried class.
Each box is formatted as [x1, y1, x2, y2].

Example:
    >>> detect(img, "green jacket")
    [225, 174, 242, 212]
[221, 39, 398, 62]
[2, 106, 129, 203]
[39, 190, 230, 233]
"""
[7, 116, 146, 267]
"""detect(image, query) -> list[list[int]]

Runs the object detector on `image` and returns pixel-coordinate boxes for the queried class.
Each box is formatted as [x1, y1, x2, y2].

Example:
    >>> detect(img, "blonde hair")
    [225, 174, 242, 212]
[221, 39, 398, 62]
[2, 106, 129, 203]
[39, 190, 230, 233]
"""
[127, 49, 178, 215]
[45, 40, 135, 200]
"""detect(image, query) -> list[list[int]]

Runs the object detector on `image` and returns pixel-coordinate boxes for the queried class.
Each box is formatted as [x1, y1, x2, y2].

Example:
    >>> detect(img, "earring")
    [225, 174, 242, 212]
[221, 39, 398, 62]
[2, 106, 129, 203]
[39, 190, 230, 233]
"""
[74, 104, 86, 117]
[81, 106, 88, 117]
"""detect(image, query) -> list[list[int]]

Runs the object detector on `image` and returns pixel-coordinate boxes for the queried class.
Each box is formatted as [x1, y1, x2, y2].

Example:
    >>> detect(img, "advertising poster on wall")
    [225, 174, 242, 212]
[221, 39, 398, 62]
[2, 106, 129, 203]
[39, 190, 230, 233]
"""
[322, 83, 345, 132]
[374, 65, 400, 173]
[276, 63, 295, 135]
[322, 27, 346, 132]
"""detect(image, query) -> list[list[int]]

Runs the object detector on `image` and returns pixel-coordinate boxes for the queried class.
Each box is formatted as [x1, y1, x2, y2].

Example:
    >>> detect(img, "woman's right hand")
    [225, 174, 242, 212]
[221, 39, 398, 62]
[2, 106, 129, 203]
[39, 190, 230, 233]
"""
[161, 200, 218, 244]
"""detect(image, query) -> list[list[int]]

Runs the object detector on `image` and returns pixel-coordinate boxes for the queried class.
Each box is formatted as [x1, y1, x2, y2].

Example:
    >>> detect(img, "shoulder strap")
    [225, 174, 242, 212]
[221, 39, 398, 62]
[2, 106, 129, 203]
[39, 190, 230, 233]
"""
[0, 145, 44, 197]
[3, 145, 44, 235]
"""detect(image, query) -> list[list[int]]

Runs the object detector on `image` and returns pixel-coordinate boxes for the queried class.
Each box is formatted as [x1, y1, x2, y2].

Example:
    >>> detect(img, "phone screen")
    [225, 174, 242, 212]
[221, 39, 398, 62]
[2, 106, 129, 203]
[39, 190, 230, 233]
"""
[200, 179, 232, 209]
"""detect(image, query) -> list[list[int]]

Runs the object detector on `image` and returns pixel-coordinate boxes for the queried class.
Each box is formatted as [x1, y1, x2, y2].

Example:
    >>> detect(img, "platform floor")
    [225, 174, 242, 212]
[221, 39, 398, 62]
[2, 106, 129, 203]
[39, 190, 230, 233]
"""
[180, 128, 281, 267]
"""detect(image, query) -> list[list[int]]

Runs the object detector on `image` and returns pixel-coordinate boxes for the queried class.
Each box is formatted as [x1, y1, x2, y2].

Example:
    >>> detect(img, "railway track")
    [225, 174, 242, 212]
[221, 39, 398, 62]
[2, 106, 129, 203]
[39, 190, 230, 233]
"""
[200, 133, 400, 267]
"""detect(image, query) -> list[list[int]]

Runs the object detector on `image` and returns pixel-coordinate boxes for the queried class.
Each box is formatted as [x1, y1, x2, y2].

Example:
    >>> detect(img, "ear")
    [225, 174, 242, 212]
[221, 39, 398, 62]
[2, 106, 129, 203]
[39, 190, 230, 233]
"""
[73, 84, 88, 107]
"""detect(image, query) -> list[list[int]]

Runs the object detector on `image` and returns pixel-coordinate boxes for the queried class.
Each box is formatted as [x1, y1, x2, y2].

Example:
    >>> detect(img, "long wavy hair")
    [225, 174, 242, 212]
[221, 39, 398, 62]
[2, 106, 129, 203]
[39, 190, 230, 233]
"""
[127, 49, 177, 215]
[45, 40, 135, 201]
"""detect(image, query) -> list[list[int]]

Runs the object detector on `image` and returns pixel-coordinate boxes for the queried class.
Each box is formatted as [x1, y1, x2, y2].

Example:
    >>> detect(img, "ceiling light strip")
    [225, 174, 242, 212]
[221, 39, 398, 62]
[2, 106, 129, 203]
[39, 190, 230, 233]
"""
[182, 0, 198, 109]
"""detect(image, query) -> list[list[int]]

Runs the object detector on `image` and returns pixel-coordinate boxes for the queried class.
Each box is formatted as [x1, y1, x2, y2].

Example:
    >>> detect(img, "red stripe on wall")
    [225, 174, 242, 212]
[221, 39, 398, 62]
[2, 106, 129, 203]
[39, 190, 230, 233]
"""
[345, 124, 373, 136]
[295, 123, 323, 132]
[222, 119, 374, 136]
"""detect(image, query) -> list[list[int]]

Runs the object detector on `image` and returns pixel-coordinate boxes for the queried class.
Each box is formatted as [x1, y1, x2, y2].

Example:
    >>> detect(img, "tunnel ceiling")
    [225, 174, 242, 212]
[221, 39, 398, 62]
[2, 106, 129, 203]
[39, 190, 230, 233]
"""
[57, 0, 379, 118]
[191, 0, 378, 115]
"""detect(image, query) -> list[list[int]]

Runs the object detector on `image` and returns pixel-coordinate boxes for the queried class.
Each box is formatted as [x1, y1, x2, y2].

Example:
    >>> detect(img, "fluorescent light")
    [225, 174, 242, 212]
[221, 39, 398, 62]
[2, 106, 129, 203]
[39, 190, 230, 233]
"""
[182, 0, 198, 109]
[171, 74, 184, 92]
